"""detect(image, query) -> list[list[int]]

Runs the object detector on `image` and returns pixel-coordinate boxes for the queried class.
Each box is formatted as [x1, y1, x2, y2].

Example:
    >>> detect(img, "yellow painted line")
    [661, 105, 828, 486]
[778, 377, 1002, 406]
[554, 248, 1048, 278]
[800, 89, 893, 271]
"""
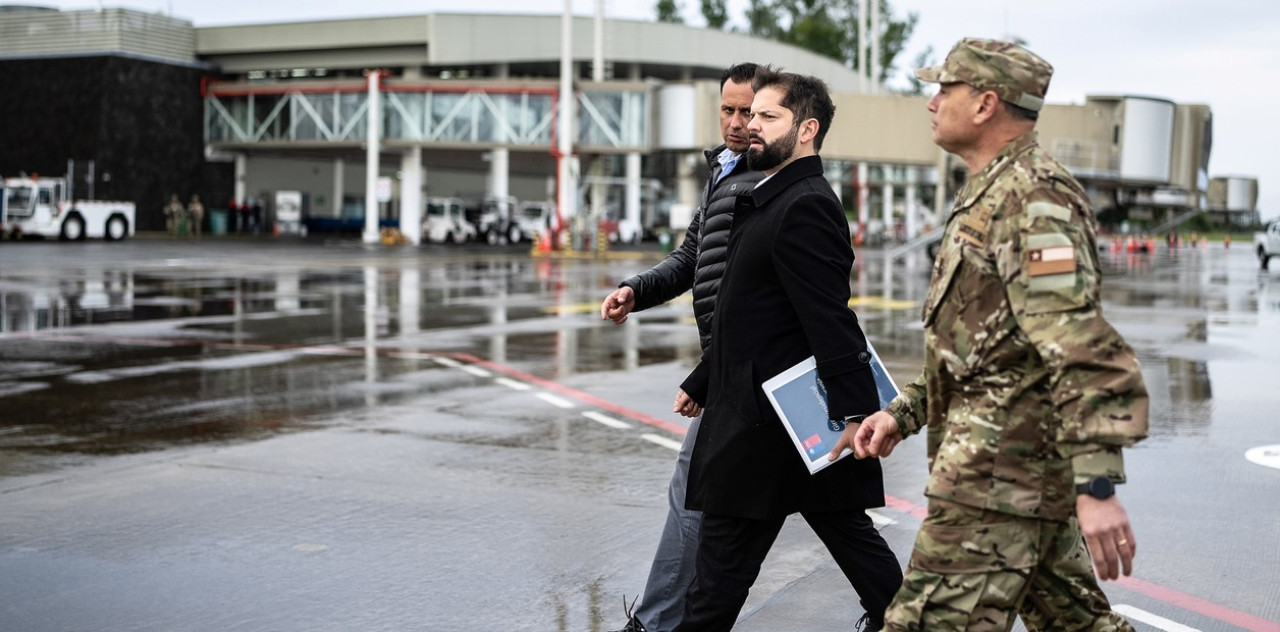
[543, 295, 692, 315]
[849, 296, 919, 310]
[542, 296, 914, 314]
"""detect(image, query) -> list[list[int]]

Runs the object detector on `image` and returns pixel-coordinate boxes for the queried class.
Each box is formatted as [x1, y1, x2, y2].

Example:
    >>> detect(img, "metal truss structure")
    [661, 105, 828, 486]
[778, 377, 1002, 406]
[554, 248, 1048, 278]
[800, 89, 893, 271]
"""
[204, 83, 650, 152]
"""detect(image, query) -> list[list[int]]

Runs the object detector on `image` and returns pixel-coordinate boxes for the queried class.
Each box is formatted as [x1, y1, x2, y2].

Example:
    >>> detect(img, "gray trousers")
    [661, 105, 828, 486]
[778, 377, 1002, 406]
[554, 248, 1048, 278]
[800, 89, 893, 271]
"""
[634, 414, 702, 632]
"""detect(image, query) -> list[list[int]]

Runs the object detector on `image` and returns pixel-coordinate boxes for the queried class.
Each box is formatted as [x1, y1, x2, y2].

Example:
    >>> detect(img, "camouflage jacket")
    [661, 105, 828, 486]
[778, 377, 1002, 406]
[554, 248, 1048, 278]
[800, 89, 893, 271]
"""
[886, 132, 1149, 521]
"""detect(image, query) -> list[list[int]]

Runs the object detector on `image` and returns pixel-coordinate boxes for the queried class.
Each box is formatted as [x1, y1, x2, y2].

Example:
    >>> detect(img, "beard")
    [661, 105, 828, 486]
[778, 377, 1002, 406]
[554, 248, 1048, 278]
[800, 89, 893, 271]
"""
[747, 123, 800, 172]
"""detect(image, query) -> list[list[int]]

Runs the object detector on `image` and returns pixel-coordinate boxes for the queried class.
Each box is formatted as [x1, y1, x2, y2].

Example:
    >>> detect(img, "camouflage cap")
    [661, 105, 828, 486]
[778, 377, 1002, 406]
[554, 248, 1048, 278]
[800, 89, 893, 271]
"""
[916, 38, 1053, 112]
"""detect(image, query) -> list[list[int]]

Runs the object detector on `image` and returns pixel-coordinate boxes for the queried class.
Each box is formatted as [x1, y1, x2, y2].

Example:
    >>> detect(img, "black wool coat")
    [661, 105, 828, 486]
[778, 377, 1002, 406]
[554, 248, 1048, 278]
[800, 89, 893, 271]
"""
[680, 155, 886, 520]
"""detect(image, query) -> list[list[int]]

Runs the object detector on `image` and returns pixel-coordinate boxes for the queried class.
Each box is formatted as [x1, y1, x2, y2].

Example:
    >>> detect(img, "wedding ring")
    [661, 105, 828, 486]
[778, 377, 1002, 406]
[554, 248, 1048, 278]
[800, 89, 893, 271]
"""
[1117, 539, 1128, 546]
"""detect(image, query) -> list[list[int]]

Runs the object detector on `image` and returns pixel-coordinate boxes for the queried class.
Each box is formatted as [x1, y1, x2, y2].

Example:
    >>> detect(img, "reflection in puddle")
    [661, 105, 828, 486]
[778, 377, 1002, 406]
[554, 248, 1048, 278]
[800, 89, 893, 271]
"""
[1, 244, 1276, 475]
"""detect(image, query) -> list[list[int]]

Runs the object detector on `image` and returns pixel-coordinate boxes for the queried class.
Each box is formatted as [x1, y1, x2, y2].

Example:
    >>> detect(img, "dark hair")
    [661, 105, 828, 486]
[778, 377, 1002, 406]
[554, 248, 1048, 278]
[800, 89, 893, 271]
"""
[751, 66, 836, 151]
[719, 62, 760, 91]
[1004, 101, 1039, 121]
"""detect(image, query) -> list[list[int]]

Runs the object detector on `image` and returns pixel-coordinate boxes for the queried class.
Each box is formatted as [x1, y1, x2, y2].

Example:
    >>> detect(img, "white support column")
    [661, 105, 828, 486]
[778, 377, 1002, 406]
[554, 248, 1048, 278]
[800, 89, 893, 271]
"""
[490, 148, 510, 201]
[363, 70, 382, 244]
[332, 158, 344, 220]
[857, 0, 868, 87]
[871, 0, 881, 92]
[857, 162, 870, 242]
[400, 147, 423, 245]
[625, 152, 641, 242]
[234, 153, 247, 205]
[882, 180, 894, 243]
[557, 0, 577, 249]
[905, 166, 919, 241]
[593, 0, 605, 82]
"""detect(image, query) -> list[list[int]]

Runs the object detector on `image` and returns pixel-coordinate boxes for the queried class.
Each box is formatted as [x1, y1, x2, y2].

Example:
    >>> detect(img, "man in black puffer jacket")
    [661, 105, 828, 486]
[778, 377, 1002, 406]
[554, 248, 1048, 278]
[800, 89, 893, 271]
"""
[600, 62, 763, 632]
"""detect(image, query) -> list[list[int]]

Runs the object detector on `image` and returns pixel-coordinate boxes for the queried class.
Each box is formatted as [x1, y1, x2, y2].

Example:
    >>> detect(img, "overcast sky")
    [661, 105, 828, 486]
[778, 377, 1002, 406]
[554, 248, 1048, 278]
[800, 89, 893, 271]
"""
[47, 0, 1279, 219]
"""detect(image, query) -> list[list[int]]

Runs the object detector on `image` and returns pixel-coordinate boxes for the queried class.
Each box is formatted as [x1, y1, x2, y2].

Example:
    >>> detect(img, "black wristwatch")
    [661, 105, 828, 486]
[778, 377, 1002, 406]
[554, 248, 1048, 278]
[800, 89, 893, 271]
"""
[1075, 476, 1116, 500]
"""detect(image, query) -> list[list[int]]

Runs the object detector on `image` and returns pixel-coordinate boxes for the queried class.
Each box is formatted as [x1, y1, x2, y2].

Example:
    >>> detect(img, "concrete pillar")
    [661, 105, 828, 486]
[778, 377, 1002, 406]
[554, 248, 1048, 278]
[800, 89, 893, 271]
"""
[628, 63, 642, 80]
[905, 167, 918, 240]
[870, 0, 881, 92]
[234, 153, 247, 205]
[332, 158, 344, 220]
[857, 0, 868, 87]
[490, 148, 510, 201]
[678, 152, 699, 210]
[493, 62, 510, 78]
[400, 147, 423, 245]
[590, 158, 607, 244]
[593, 0, 605, 82]
[557, 1, 577, 248]
[363, 70, 382, 244]
[625, 152, 641, 242]
[882, 180, 894, 243]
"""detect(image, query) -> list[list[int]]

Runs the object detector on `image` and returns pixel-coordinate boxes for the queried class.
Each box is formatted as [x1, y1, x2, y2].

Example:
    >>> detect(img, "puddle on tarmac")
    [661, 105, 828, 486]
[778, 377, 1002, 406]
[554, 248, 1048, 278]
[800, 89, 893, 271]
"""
[2, 244, 1277, 478]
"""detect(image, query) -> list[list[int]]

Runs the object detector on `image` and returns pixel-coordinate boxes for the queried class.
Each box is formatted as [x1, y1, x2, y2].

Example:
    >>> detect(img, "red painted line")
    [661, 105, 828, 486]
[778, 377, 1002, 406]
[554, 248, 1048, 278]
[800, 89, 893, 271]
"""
[1115, 576, 1280, 632]
[883, 494, 928, 519]
[454, 347, 1280, 631]
[446, 352, 689, 436]
[19, 334, 1280, 630]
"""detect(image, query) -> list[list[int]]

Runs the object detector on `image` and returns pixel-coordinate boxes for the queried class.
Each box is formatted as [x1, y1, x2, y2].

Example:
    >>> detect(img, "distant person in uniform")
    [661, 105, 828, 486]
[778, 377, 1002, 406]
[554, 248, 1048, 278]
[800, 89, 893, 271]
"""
[250, 198, 264, 234]
[843, 38, 1150, 630]
[164, 194, 184, 238]
[187, 195, 205, 239]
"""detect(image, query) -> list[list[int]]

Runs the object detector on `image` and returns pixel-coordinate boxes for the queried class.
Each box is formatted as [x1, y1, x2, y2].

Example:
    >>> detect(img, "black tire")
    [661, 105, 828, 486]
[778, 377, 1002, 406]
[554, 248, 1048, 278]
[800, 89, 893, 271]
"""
[60, 213, 86, 241]
[105, 214, 129, 241]
[508, 224, 522, 244]
[485, 228, 500, 245]
[1261, 251, 1271, 271]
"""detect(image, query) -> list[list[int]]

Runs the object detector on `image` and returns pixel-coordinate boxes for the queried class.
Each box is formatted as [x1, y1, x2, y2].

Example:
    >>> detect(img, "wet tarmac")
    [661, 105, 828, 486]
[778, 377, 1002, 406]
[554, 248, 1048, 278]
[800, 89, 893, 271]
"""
[0, 237, 1277, 631]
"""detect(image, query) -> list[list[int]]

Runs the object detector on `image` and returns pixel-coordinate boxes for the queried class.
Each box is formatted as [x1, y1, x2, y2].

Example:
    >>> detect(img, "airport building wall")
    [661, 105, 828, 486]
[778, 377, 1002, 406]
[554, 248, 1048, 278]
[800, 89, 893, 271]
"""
[0, 54, 232, 231]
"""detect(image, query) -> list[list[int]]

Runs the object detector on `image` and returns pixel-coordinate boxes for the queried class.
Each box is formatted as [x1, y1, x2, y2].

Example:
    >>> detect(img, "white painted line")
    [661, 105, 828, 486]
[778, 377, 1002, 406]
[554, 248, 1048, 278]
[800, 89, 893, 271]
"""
[460, 365, 491, 378]
[1245, 444, 1280, 470]
[866, 509, 896, 527]
[583, 411, 632, 429]
[641, 433, 683, 451]
[1112, 605, 1200, 632]
[535, 392, 576, 409]
[433, 356, 464, 368]
[495, 377, 531, 391]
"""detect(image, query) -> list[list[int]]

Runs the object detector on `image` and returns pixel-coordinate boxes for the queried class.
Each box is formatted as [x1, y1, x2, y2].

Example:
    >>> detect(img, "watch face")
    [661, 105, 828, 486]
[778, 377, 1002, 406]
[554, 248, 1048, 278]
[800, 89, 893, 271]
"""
[1090, 477, 1115, 499]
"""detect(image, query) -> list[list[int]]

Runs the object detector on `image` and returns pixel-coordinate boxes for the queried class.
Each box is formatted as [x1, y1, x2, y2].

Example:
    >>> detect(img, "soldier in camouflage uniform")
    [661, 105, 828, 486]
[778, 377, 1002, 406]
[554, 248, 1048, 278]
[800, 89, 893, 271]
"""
[837, 38, 1150, 630]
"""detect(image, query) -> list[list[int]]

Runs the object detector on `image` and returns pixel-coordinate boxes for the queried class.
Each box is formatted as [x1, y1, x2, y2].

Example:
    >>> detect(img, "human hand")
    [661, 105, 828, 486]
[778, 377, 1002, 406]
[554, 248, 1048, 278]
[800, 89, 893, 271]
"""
[673, 389, 702, 418]
[1077, 494, 1136, 581]
[600, 286, 636, 324]
[848, 411, 903, 459]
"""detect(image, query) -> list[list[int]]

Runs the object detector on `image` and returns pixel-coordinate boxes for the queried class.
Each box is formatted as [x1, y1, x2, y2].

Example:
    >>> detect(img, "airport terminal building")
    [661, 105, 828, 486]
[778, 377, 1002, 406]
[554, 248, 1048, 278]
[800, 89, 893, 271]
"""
[0, 5, 1247, 241]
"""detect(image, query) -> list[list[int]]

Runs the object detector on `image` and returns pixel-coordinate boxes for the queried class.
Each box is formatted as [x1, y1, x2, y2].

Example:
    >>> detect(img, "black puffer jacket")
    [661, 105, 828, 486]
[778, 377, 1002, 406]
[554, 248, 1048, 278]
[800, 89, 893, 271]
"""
[621, 145, 763, 350]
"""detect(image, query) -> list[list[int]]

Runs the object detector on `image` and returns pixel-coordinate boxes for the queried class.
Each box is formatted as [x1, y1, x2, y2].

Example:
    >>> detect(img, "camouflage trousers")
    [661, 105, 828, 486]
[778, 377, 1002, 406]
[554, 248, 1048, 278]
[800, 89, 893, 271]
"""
[884, 499, 1134, 632]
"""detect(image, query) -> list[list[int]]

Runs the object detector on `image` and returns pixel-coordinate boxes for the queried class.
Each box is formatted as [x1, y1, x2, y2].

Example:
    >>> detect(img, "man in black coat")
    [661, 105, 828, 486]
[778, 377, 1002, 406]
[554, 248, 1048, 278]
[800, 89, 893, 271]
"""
[672, 68, 902, 632]
[601, 62, 764, 632]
